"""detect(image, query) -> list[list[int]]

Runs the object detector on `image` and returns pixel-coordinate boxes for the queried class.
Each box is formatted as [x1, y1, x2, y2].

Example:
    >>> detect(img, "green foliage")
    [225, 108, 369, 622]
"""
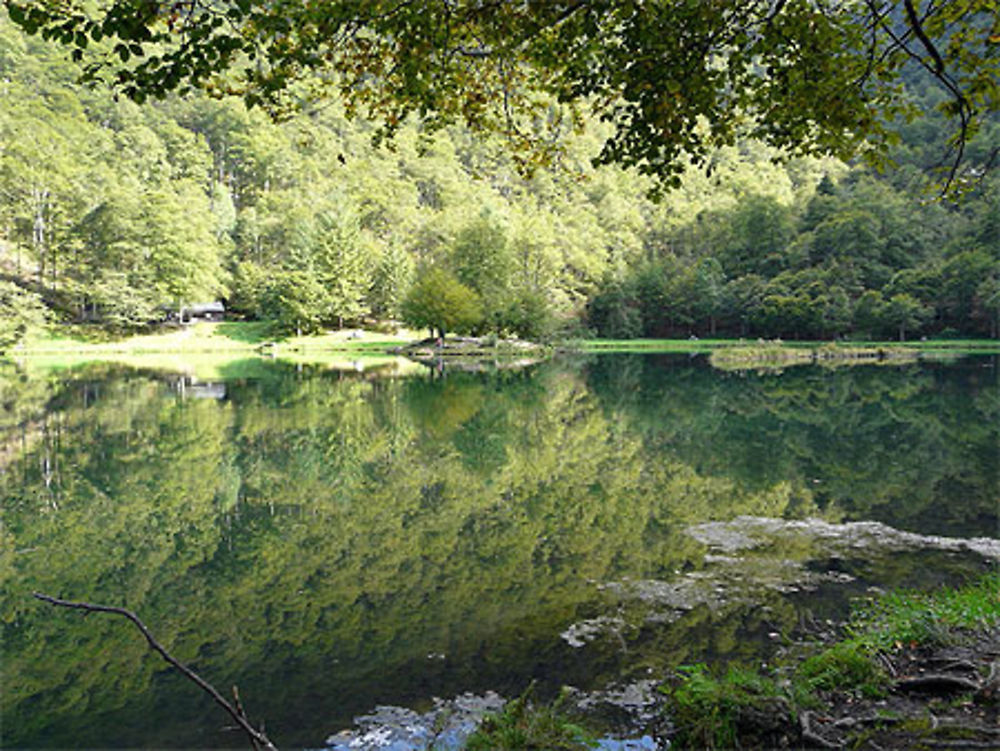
[401, 266, 482, 338]
[499, 289, 554, 341]
[451, 212, 513, 304]
[260, 271, 329, 335]
[885, 293, 932, 342]
[587, 171, 1000, 340]
[8, 2, 997, 193]
[664, 664, 789, 750]
[0, 281, 47, 352]
[310, 203, 371, 325]
[849, 572, 1000, 650]
[466, 688, 596, 751]
[368, 242, 414, 319]
[86, 271, 158, 332]
[797, 642, 889, 698]
[0, 12, 998, 346]
[587, 278, 642, 340]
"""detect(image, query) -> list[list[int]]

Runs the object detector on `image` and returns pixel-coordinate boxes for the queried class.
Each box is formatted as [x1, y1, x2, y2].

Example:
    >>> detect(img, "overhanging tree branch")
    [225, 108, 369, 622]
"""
[33, 592, 278, 751]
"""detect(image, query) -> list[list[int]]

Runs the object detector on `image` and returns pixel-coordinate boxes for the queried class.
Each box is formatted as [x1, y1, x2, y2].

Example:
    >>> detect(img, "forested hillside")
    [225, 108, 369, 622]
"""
[1, 14, 997, 342]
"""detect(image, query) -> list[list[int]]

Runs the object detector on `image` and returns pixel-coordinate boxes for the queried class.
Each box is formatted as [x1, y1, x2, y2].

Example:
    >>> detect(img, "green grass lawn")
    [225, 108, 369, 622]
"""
[7, 321, 426, 378]
[12, 351, 424, 381]
[17, 321, 422, 355]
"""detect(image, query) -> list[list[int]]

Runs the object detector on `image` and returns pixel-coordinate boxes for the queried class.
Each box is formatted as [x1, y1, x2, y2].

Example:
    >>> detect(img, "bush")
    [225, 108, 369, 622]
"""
[664, 664, 792, 750]
[466, 687, 595, 751]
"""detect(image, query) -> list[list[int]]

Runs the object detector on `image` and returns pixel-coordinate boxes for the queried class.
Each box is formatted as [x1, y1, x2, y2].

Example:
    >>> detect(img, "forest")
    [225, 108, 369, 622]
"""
[0, 10, 998, 345]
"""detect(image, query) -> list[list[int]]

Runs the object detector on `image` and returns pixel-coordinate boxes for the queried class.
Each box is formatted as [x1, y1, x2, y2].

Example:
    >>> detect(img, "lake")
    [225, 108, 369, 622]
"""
[2, 354, 997, 748]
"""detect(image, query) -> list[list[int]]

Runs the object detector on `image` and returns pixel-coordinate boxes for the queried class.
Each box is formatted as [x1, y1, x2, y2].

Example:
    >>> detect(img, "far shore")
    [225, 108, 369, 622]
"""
[6, 322, 999, 369]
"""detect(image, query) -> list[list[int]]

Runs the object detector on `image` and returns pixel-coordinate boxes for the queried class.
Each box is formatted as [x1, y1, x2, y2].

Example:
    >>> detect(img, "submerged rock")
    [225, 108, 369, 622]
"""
[325, 517, 998, 750]
[324, 692, 504, 750]
[687, 516, 1000, 559]
[558, 516, 999, 647]
[322, 686, 667, 751]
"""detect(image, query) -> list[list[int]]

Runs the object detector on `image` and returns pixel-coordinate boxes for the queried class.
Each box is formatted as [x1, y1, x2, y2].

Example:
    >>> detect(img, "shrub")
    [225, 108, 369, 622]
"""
[664, 664, 792, 750]
[466, 686, 595, 751]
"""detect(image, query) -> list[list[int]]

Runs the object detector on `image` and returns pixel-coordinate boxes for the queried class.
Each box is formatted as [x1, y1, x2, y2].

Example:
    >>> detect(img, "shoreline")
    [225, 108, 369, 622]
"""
[5, 324, 998, 371]
[661, 572, 1000, 750]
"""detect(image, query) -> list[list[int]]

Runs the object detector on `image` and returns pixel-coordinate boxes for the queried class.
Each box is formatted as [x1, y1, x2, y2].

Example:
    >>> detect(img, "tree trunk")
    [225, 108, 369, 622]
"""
[32, 187, 49, 286]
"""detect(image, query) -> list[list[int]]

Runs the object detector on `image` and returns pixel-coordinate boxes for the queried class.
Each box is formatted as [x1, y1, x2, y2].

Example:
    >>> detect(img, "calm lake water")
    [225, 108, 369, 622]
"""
[2, 354, 997, 748]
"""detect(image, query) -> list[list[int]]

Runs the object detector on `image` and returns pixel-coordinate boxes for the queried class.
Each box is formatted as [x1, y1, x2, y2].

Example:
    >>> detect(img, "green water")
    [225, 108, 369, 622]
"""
[2, 355, 997, 748]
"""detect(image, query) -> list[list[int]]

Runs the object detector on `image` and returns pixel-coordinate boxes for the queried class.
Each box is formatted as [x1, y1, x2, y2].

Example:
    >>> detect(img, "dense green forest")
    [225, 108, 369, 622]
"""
[0, 13, 998, 343]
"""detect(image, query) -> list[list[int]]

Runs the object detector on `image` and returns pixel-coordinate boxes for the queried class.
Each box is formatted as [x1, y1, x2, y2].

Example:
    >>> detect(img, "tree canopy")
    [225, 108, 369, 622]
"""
[6, 1, 999, 191]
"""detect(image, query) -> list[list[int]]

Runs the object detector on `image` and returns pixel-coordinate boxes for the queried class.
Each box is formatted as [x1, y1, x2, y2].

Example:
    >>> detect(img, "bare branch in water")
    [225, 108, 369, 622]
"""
[33, 592, 278, 751]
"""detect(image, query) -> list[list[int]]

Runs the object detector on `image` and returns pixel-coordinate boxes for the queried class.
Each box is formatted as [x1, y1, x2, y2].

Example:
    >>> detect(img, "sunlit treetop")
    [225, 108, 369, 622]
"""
[5, 1, 999, 194]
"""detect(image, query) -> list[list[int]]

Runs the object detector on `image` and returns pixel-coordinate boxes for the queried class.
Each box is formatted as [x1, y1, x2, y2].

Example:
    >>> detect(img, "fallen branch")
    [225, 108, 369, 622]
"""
[33, 592, 277, 751]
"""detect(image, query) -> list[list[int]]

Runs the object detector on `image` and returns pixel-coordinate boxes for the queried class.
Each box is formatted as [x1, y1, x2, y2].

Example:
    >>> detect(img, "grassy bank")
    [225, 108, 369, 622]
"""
[664, 572, 1000, 749]
[7, 326, 997, 380]
[13, 324, 999, 359]
[466, 574, 1000, 750]
[15, 321, 419, 355]
[4, 322, 426, 378]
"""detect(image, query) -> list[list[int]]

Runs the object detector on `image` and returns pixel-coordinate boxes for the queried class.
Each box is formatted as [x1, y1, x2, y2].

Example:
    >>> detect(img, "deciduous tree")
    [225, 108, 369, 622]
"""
[401, 266, 482, 339]
[8, 1, 998, 192]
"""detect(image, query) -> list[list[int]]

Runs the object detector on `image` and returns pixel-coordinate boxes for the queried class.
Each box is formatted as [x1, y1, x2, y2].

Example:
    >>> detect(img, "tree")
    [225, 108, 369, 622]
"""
[500, 289, 554, 340]
[401, 266, 482, 339]
[0, 281, 47, 352]
[975, 274, 1000, 338]
[261, 271, 330, 335]
[693, 258, 726, 336]
[310, 204, 372, 327]
[8, 1, 998, 193]
[450, 212, 514, 332]
[886, 293, 931, 341]
[854, 290, 888, 338]
[368, 242, 415, 319]
[715, 196, 795, 278]
[88, 270, 159, 331]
